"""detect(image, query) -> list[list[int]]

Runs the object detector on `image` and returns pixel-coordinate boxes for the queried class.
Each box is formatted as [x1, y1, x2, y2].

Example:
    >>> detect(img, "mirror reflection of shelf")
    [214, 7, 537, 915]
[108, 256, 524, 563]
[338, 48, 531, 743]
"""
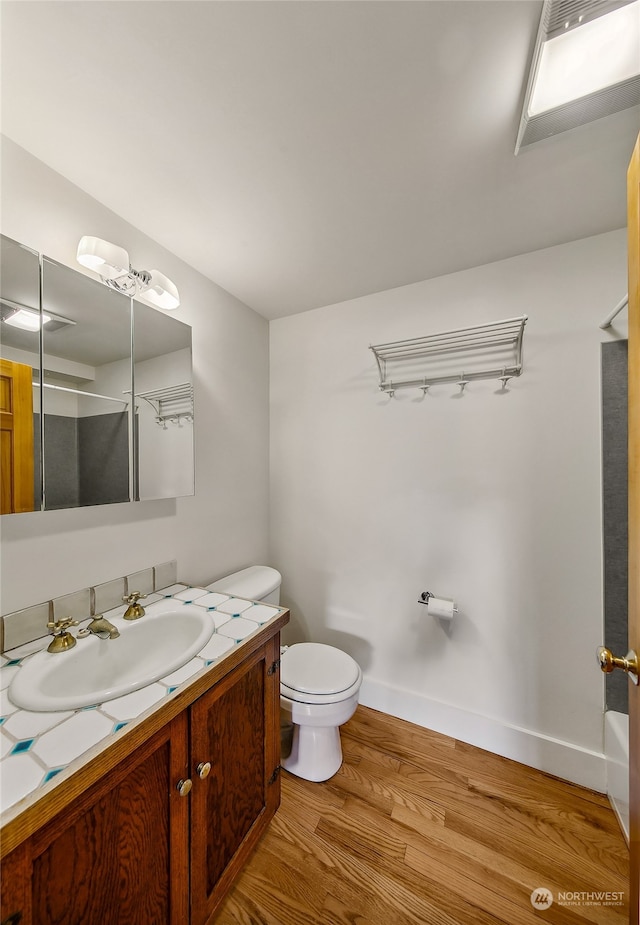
[127, 383, 194, 428]
[370, 315, 527, 395]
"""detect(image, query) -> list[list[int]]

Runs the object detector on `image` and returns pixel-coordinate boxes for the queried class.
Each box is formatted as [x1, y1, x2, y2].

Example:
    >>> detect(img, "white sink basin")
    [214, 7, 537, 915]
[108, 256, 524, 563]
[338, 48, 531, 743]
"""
[9, 602, 215, 712]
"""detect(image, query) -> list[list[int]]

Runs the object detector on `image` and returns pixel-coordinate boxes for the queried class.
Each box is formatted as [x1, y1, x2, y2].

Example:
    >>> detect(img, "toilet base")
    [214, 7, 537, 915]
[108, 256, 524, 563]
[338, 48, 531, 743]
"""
[282, 723, 343, 782]
[279, 685, 361, 783]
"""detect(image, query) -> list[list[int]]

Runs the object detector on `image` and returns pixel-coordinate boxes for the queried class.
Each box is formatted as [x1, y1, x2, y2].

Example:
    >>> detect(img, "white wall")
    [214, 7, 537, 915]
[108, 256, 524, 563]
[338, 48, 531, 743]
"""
[1, 136, 629, 790]
[270, 230, 628, 789]
[0, 137, 270, 613]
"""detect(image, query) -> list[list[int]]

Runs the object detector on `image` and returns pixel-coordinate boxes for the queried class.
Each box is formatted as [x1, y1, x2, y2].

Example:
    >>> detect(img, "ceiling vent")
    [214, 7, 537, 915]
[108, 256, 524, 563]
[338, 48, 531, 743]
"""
[0, 298, 76, 333]
[515, 0, 640, 152]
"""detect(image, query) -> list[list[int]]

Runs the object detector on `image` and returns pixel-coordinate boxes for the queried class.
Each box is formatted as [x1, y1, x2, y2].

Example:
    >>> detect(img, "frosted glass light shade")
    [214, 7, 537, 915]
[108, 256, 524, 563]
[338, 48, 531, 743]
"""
[140, 270, 180, 310]
[529, 2, 640, 116]
[77, 236, 130, 281]
[76, 236, 180, 310]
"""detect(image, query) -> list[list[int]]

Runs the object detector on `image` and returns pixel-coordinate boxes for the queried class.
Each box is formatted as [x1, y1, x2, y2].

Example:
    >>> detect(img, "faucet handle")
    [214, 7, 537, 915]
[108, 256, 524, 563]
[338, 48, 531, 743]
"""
[47, 617, 79, 634]
[123, 591, 147, 604]
[122, 591, 147, 621]
[46, 617, 79, 653]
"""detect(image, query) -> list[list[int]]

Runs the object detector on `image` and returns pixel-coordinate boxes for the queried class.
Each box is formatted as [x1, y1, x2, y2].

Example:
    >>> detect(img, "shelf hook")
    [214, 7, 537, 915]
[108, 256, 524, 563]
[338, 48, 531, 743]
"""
[457, 373, 469, 394]
[498, 368, 512, 391]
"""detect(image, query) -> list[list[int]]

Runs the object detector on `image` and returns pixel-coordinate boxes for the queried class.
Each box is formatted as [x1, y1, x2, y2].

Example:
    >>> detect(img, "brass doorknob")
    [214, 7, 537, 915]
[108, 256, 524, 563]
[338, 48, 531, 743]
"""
[196, 762, 211, 780]
[176, 778, 192, 797]
[597, 647, 639, 685]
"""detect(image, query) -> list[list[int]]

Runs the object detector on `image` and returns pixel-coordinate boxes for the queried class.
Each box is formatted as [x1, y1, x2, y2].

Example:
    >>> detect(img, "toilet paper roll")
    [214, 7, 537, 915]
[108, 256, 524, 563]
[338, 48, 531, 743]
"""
[426, 597, 456, 621]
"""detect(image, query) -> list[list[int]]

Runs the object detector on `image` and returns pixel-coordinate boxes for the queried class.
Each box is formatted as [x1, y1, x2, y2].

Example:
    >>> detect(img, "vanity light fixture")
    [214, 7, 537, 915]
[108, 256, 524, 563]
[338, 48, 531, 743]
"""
[515, 0, 640, 152]
[76, 236, 180, 310]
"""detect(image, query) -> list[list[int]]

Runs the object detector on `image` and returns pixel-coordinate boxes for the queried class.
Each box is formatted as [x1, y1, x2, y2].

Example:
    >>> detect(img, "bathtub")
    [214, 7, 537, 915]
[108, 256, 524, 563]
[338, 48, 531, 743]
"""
[605, 710, 629, 843]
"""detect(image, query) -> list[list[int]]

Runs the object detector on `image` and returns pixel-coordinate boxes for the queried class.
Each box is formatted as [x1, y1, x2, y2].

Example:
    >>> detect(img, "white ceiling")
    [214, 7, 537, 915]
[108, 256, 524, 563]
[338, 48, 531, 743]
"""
[1, 1, 638, 320]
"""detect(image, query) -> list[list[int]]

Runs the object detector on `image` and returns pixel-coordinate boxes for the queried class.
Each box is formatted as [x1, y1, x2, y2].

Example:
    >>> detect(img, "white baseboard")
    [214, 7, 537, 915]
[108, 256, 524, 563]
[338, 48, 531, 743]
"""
[359, 676, 606, 793]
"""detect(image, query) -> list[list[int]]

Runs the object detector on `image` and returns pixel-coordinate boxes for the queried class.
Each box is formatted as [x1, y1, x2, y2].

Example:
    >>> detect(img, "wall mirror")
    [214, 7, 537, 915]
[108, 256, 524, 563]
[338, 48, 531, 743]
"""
[41, 257, 132, 510]
[133, 301, 194, 501]
[0, 234, 194, 513]
[1, 237, 42, 513]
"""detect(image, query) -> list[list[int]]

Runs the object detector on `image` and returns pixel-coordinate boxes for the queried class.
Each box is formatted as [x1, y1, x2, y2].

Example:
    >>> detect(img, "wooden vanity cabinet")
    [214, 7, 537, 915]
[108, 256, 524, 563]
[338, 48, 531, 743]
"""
[1, 716, 189, 925]
[190, 641, 281, 924]
[0, 632, 283, 925]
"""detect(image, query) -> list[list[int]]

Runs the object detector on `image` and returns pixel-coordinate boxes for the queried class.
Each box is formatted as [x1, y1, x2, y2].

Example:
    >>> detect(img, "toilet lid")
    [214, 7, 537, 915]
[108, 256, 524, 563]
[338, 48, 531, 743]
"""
[281, 643, 360, 696]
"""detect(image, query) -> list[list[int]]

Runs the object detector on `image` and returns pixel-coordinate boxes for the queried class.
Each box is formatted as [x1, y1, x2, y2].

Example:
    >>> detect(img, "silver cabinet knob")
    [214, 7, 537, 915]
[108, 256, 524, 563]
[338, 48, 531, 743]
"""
[176, 778, 192, 797]
[196, 761, 211, 780]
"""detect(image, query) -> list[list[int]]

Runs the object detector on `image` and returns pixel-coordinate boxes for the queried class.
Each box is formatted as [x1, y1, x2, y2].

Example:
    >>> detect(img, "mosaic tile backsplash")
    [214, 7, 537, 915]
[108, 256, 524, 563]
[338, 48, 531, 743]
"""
[0, 583, 283, 817]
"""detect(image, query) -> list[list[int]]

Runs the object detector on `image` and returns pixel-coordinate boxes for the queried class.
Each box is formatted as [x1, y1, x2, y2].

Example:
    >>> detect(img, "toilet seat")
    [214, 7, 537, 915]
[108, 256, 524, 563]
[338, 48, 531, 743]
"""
[281, 676, 362, 705]
[280, 643, 362, 705]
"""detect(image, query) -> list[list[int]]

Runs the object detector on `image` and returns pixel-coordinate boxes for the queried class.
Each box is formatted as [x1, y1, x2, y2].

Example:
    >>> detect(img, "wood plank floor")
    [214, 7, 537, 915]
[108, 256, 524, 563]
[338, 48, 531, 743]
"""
[215, 705, 629, 925]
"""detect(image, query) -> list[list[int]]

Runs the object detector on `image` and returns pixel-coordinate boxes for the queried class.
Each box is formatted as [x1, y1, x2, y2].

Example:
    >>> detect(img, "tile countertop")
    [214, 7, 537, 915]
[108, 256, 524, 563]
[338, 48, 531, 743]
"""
[0, 584, 286, 823]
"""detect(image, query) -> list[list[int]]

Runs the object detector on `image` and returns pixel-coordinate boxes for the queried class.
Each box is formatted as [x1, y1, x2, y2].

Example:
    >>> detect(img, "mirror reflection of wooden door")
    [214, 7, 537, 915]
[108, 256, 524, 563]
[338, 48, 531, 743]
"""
[0, 358, 34, 514]
[628, 131, 639, 925]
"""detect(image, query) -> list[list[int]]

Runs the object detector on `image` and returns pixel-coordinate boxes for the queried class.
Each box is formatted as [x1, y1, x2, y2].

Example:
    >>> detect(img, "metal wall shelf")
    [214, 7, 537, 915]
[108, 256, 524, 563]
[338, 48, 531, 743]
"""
[126, 382, 194, 425]
[370, 315, 527, 395]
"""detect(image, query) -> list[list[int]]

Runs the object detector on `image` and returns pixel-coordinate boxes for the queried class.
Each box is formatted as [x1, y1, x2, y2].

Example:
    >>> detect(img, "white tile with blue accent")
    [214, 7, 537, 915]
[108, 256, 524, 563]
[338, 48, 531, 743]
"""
[244, 603, 281, 625]
[214, 598, 254, 616]
[172, 587, 208, 603]
[216, 617, 260, 642]
[160, 657, 204, 688]
[2, 754, 46, 809]
[0, 666, 19, 691]
[32, 711, 114, 768]
[158, 583, 189, 597]
[194, 591, 230, 609]
[100, 683, 167, 722]
[1, 730, 13, 759]
[210, 611, 233, 629]
[3, 708, 73, 739]
[198, 635, 234, 661]
[0, 690, 18, 717]
[0, 585, 286, 817]
[1, 639, 46, 661]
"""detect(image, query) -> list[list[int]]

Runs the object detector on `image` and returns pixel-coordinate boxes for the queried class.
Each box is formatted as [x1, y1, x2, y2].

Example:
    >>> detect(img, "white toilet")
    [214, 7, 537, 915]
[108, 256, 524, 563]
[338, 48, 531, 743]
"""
[205, 564, 282, 605]
[279, 641, 362, 781]
[205, 565, 362, 782]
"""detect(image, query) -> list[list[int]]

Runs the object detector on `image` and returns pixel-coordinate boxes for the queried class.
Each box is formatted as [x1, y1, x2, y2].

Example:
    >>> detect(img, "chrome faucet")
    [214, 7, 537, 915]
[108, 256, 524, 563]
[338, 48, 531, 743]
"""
[81, 615, 120, 640]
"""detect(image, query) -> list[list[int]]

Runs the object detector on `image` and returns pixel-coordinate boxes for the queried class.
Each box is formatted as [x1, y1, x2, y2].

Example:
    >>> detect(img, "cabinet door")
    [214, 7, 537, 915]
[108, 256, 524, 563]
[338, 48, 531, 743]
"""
[29, 714, 189, 925]
[190, 637, 281, 925]
[0, 841, 31, 925]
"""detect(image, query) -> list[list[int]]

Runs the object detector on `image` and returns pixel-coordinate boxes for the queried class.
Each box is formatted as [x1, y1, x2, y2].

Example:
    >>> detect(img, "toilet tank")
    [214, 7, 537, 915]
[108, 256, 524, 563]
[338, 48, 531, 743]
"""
[205, 565, 282, 605]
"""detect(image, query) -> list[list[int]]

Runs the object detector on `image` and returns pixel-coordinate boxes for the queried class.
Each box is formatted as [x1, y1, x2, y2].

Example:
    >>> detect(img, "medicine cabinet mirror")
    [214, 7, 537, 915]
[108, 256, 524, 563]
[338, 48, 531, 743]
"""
[0, 235, 194, 514]
[133, 301, 194, 501]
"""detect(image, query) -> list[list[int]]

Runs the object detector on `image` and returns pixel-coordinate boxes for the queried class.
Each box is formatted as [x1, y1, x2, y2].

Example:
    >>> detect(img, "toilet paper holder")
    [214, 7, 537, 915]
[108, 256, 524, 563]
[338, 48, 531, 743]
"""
[418, 590, 459, 619]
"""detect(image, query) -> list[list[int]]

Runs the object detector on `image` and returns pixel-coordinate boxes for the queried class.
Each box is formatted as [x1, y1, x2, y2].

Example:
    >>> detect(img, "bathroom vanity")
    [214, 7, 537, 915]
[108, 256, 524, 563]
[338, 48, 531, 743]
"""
[0, 609, 288, 925]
